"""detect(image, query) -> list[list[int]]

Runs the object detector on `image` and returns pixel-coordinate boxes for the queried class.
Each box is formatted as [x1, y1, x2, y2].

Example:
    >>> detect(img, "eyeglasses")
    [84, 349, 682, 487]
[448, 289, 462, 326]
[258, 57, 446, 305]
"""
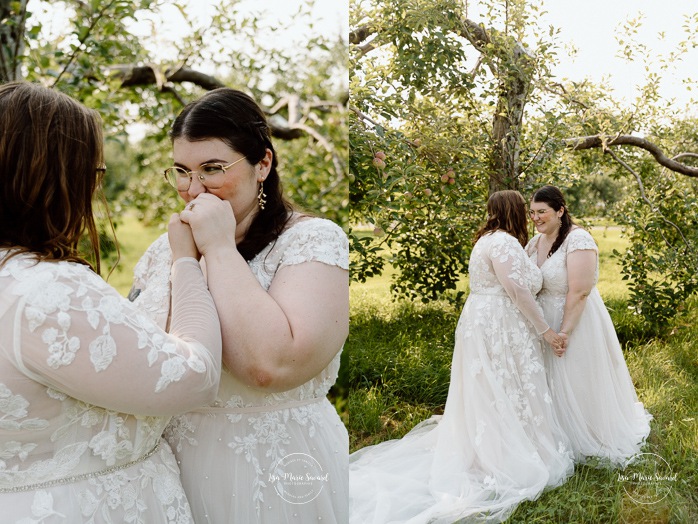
[529, 209, 550, 219]
[163, 157, 247, 190]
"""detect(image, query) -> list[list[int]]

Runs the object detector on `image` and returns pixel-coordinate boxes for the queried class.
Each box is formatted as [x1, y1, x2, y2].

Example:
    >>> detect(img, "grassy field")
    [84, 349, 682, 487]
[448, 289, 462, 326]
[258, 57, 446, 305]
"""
[347, 227, 698, 523]
[103, 213, 164, 296]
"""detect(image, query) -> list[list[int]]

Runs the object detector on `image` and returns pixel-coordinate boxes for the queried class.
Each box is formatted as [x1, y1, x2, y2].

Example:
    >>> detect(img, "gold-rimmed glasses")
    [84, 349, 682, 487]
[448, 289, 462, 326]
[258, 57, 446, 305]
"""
[163, 157, 247, 190]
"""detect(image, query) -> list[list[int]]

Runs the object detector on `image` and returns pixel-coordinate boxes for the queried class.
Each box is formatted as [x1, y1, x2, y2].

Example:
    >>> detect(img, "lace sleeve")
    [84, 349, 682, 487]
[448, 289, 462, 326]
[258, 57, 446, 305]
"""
[10, 258, 221, 416]
[567, 229, 598, 254]
[278, 218, 349, 270]
[489, 233, 550, 335]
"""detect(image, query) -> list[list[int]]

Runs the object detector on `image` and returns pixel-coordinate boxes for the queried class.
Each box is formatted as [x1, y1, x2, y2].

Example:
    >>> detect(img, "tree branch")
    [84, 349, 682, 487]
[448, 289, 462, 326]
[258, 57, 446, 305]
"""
[349, 104, 382, 127]
[672, 152, 698, 163]
[565, 134, 698, 177]
[455, 17, 490, 53]
[355, 42, 377, 55]
[282, 94, 346, 183]
[540, 82, 590, 109]
[349, 25, 373, 45]
[109, 65, 226, 91]
[349, 24, 379, 56]
[108, 65, 312, 140]
[52, 0, 119, 87]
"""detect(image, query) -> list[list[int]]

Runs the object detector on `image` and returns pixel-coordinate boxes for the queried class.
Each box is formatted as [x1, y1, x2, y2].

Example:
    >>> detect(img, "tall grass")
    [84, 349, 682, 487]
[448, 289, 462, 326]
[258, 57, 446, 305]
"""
[347, 227, 697, 523]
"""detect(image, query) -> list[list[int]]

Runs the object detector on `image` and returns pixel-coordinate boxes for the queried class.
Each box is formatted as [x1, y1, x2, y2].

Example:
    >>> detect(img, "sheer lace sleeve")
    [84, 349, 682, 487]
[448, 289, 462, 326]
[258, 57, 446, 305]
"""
[278, 218, 349, 270]
[488, 233, 550, 335]
[566, 228, 598, 254]
[7, 257, 221, 416]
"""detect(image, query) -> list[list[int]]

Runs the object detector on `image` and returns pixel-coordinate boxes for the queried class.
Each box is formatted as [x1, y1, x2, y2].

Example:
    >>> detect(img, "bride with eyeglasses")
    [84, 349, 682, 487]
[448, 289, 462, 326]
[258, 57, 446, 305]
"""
[130, 88, 349, 523]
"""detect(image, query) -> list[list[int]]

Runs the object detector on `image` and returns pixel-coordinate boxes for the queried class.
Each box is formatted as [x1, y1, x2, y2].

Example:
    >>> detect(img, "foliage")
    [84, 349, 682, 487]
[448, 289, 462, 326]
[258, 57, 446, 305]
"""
[11, 0, 348, 234]
[23, 1, 160, 130]
[350, 0, 698, 331]
[612, 169, 698, 335]
[118, 0, 350, 227]
[350, 0, 503, 298]
[349, 0, 576, 298]
[348, 105, 482, 299]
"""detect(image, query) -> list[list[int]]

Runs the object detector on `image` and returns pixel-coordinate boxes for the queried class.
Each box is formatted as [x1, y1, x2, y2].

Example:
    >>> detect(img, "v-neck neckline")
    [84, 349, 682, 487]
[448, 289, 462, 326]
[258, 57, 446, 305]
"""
[534, 235, 553, 269]
[534, 227, 581, 268]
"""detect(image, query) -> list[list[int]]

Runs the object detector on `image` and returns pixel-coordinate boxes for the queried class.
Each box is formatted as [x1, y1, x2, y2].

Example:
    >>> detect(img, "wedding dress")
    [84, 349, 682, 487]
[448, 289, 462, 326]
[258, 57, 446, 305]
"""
[0, 252, 222, 523]
[132, 217, 350, 523]
[350, 231, 573, 523]
[526, 228, 651, 465]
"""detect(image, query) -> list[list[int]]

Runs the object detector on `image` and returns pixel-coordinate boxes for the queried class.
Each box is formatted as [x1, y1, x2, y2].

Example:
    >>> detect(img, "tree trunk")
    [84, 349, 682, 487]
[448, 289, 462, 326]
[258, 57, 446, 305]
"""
[489, 42, 531, 194]
[0, 0, 28, 82]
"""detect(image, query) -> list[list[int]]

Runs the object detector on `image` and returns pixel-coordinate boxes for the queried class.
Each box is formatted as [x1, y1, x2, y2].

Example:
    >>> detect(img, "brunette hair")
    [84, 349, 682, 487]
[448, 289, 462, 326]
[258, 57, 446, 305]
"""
[0, 81, 104, 271]
[531, 185, 575, 257]
[475, 190, 529, 247]
[169, 88, 294, 261]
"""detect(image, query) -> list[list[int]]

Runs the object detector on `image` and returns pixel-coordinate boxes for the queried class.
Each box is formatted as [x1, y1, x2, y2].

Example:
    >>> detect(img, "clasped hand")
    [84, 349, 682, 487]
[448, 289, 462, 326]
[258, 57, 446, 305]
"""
[543, 329, 568, 357]
[168, 194, 237, 260]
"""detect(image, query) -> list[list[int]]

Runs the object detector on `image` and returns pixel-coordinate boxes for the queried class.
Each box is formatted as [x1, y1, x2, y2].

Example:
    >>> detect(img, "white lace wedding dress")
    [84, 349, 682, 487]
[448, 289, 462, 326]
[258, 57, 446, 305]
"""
[526, 228, 651, 465]
[0, 252, 222, 523]
[350, 231, 573, 524]
[131, 217, 350, 523]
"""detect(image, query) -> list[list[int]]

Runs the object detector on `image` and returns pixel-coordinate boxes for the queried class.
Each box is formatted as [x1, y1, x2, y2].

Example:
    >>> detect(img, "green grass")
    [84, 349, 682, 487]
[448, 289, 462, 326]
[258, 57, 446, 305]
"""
[103, 213, 164, 296]
[347, 227, 698, 523]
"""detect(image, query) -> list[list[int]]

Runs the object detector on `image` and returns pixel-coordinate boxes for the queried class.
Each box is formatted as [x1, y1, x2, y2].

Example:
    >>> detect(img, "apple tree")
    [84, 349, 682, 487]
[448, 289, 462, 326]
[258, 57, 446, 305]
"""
[1, 0, 348, 230]
[350, 0, 698, 331]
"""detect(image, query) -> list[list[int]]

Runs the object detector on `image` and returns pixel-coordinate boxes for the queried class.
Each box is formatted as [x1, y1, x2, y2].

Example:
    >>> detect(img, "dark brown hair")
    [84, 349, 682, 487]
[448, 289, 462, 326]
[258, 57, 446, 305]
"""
[0, 81, 104, 271]
[531, 185, 575, 257]
[475, 190, 529, 247]
[169, 88, 294, 261]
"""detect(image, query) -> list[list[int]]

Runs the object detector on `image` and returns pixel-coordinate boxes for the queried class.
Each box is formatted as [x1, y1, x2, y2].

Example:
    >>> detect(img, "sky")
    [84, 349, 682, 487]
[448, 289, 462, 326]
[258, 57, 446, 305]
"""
[460, 1, 698, 111]
[128, 0, 348, 62]
[538, 0, 697, 109]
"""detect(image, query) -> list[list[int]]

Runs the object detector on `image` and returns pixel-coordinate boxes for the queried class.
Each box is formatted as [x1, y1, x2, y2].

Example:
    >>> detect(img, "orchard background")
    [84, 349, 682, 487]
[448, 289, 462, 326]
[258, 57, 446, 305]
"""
[348, 1, 697, 521]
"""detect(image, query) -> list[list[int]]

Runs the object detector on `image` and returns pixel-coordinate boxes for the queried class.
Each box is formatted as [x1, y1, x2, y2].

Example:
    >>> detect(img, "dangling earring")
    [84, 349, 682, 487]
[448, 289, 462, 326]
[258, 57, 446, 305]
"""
[257, 181, 267, 210]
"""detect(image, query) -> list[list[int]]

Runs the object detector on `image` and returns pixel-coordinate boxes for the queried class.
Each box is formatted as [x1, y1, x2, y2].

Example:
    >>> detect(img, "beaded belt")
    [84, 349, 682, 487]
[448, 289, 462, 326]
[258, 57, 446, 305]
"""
[192, 396, 324, 414]
[0, 441, 161, 494]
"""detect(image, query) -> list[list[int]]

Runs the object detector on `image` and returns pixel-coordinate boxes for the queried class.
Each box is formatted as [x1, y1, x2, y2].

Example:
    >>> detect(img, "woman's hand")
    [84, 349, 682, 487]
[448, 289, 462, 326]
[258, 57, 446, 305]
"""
[168, 213, 199, 260]
[179, 194, 238, 256]
[551, 332, 568, 357]
[543, 328, 567, 357]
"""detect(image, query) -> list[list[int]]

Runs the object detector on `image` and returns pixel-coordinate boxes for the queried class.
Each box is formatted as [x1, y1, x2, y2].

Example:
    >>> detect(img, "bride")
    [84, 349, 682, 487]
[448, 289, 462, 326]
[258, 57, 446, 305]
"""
[350, 190, 574, 523]
[526, 185, 651, 465]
